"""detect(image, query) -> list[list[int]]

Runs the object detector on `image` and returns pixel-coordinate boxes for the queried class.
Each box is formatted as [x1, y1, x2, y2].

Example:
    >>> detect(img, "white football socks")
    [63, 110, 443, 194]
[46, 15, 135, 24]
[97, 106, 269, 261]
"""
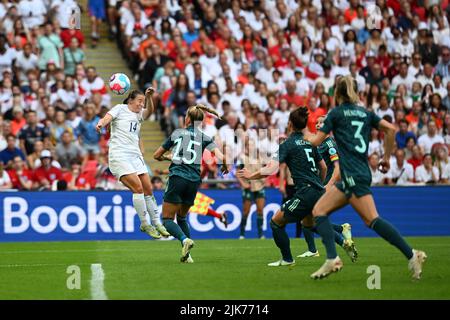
[132, 193, 148, 226]
[145, 195, 161, 226]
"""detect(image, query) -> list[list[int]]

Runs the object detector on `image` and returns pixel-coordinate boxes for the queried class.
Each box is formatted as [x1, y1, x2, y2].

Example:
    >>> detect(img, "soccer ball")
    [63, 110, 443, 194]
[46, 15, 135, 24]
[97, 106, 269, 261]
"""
[109, 73, 131, 95]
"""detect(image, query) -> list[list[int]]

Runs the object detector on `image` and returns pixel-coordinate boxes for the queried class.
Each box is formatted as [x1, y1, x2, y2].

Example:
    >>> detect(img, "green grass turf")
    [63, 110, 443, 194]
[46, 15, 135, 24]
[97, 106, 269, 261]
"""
[0, 237, 449, 300]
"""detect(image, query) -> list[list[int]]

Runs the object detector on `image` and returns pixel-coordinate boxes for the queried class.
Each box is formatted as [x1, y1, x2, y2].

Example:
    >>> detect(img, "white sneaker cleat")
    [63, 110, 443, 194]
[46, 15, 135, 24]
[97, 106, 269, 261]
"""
[310, 257, 343, 279]
[267, 259, 296, 267]
[297, 250, 320, 258]
[343, 239, 358, 262]
[181, 254, 194, 264]
[341, 223, 353, 242]
[408, 249, 427, 280]
[180, 238, 195, 262]
[140, 224, 161, 239]
[239, 236, 245, 240]
[155, 224, 171, 237]
[260, 235, 266, 240]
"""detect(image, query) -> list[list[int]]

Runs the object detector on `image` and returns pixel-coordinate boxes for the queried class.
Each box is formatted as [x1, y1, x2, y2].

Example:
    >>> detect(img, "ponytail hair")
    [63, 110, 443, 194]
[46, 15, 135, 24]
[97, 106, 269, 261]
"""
[123, 89, 144, 104]
[335, 75, 359, 105]
[187, 103, 221, 124]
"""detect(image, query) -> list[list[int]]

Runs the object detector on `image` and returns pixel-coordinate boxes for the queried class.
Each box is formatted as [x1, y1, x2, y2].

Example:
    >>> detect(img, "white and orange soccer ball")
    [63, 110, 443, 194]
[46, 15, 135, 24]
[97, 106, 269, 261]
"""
[109, 73, 131, 95]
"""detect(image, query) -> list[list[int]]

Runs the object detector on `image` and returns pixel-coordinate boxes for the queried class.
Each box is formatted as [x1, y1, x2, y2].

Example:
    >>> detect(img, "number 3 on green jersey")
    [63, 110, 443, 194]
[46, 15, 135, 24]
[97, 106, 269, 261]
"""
[351, 120, 367, 153]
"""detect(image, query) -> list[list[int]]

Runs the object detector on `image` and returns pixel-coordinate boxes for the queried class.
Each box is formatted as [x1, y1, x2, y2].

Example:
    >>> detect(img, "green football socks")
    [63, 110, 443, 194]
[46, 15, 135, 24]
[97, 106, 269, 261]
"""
[314, 216, 338, 259]
[370, 217, 413, 259]
[240, 215, 248, 236]
[257, 215, 264, 237]
[270, 220, 293, 262]
[177, 216, 191, 239]
[302, 226, 317, 252]
[333, 224, 344, 233]
[163, 218, 186, 243]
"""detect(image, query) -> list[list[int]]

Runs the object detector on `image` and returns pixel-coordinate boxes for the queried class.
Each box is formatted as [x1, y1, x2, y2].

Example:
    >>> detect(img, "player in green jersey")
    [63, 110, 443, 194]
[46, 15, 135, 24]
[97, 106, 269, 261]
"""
[305, 76, 426, 280]
[237, 107, 351, 266]
[299, 116, 355, 260]
[153, 104, 228, 263]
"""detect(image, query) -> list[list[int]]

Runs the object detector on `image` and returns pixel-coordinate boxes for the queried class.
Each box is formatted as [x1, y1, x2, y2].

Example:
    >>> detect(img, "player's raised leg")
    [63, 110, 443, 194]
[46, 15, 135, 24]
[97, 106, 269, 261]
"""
[139, 173, 170, 237]
[120, 173, 161, 239]
[310, 185, 348, 279]
[349, 194, 426, 280]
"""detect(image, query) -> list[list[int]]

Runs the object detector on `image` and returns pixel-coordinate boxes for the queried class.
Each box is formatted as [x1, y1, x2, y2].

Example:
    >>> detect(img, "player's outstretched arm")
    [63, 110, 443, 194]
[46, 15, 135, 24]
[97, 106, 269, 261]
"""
[143, 86, 156, 120]
[237, 160, 279, 180]
[96, 113, 113, 133]
[304, 131, 327, 147]
[378, 119, 396, 173]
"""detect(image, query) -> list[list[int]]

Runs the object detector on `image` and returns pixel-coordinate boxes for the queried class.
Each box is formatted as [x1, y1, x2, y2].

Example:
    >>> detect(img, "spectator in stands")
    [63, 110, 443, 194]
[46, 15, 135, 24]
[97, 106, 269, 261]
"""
[15, 43, 39, 85]
[55, 130, 84, 169]
[168, 73, 190, 129]
[64, 161, 93, 190]
[18, 0, 46, 29]
[404, 136, 417, 159]
[88, 0, 106, 48]
[369, 153, 386, 186]
[151, 176, 164, 190]
[434, 145, 450, 184]
[396, 119, 416, 149]
[63, 38, 85, 76]
[18, 109, 49, 154]
[77, 102, 101, 160]
[7, 155, 33, 190]
[49, 110, 73, 145]
[415, 153, 439, 184]
[80, 66, 110, 107]
[139, 43, 169, 90]
[418, 120, 445, 154]
[33, 149, 62, 190]
[10, 107, 26, 136]
[306, 96, 326, 133]
[387, 149, 415, 185]
[435, 46, 450, 79]
[37, 22, 64, 71]
[0, 160, 12, 190]
[0, 134, 26, 166]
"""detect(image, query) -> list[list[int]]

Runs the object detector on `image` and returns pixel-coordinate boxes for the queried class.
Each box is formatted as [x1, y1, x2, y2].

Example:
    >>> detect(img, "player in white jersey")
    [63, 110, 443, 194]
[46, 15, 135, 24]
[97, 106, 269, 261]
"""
[96, 88, 170, 239]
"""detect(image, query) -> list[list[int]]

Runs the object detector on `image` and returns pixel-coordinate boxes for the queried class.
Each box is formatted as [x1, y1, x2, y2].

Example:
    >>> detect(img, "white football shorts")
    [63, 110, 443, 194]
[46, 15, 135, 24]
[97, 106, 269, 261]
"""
[109, 156, 147, 179]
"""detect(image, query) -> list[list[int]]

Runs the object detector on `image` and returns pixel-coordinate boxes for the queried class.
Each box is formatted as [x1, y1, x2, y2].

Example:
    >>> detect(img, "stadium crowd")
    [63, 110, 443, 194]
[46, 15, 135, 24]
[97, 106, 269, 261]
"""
[0, 0, 450, 191]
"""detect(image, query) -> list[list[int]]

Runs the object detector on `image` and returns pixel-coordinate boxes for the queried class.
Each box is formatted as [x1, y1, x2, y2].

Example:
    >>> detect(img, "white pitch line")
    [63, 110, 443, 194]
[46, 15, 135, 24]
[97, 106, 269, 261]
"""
[0, 263, 69, 268]
[90, 263, 108, 300]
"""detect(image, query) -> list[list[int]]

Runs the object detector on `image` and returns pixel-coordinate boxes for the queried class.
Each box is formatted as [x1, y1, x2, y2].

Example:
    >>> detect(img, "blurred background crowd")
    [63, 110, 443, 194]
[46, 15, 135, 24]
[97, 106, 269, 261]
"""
[0, 0, 449, 192]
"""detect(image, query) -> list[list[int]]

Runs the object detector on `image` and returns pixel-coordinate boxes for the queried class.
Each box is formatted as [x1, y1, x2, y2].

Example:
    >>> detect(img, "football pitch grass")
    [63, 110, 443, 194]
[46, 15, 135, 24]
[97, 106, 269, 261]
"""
[0, 237, 449, 300]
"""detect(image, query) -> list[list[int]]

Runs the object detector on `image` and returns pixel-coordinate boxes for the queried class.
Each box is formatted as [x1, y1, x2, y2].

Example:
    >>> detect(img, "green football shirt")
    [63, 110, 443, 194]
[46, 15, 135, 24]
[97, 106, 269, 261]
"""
[162, 126, 217, 182]
[320, 103, 381, 187]
[274, 131, 324, 190]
